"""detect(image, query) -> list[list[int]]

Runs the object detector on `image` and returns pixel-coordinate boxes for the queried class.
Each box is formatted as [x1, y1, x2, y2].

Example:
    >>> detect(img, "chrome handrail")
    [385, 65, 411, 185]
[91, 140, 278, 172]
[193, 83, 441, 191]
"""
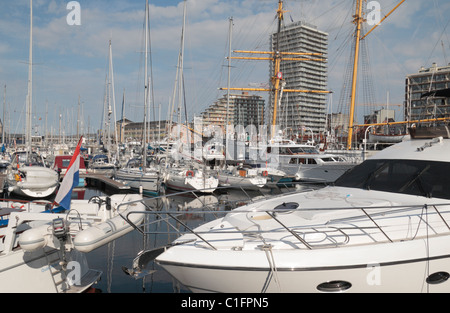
[117, 186, 450, 251]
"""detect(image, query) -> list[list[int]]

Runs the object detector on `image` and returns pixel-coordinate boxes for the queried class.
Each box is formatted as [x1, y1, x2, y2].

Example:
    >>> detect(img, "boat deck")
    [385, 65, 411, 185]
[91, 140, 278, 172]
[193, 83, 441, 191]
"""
[0, 172, 131, 195]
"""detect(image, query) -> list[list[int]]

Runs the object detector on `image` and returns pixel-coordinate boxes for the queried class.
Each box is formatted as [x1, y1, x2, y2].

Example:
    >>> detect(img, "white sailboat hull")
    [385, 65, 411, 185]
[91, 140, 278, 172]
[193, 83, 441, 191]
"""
[218, 174, 267, 190]
[165, 171, 218, 193]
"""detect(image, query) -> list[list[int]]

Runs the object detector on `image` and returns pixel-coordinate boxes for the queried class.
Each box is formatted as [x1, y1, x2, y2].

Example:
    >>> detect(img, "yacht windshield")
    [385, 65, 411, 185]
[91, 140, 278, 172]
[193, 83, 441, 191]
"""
[334, 159, 450, 200]
[289, 147, 318, 154]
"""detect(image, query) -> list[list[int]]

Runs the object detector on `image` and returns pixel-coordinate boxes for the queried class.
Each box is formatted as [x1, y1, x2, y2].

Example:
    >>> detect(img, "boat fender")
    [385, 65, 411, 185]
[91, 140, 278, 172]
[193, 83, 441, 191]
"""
[74, 203, 145, 253]
[73, 215, 143, 253]
[19, 224, 50, 252]
[186, 170, 194, 177]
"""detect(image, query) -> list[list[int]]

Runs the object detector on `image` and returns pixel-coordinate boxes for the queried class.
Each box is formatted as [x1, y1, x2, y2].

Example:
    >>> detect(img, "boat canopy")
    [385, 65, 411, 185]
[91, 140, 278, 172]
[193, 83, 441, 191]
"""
[335, 158, 450, 200]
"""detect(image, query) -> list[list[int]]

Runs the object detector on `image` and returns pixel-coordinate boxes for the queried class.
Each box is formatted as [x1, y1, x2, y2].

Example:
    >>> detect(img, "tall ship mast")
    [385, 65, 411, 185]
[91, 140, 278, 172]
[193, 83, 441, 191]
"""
[221, 0, 330, 138]
[346, 0, 405, 149]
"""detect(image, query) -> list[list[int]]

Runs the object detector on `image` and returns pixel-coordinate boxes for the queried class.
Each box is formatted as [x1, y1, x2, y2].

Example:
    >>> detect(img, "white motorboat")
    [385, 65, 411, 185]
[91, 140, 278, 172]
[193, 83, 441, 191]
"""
[218, 165, 267, 190]
[5, 151, 59, 199]
[129, 125, 450, 293]
[0, 193, 146, 293]
[293, 153, 356, 183]
[249, 135, 357, 183]
[164, 164, 219, 193]
[114, 158, 161, 196]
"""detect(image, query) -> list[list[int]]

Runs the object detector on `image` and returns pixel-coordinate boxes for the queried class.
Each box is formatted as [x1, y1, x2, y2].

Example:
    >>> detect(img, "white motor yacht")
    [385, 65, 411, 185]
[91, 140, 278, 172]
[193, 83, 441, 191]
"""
[249, 136, 357, 183]
[134, 125, 450, 292]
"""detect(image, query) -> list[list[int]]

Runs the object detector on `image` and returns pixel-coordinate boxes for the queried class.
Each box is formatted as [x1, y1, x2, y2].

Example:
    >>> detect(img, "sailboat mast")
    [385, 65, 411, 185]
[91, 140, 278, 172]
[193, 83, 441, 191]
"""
[121, 89, 125, 144]
[226, 17, 233, 147]
[143, 0, 150, 167]
[168, 0, 187, 147]
[27, 0, 33, 155]
[108, 40, 119, 159]
[271, 0, 285, 138]
[2, 85, 5, 146]
[179, 0, 187, 136]
[346, 0, 364, 150]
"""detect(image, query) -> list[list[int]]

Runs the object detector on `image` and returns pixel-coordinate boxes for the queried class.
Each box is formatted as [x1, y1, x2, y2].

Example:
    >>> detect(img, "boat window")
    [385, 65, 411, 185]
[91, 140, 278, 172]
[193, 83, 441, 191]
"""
[334, 159, 450, 200]
[307, 158, 317, 164]
[289, 147, 319, 154]
[11, 152, 44, 166]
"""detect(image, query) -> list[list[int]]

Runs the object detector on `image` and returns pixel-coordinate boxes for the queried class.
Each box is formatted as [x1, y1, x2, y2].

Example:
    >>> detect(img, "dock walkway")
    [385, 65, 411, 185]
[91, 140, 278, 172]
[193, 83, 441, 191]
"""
[82, 173, 131, 191]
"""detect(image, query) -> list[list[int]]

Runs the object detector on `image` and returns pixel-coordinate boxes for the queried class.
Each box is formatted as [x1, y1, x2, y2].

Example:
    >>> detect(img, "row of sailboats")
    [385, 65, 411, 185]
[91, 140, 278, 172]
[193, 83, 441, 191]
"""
[110, 0, 275, 195]
[0, 0, 149, 293]
[124, 0, 450, 294]
[2, 0, 360, 199]
[4, 0, 59, 199]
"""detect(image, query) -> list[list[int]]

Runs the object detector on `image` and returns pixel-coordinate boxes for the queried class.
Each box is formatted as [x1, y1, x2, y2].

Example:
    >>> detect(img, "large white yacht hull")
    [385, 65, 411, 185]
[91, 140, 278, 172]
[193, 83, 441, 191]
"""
[145, 132, 450, 293]
[157, 226, 450, 293]
[295, 162, 355, 183]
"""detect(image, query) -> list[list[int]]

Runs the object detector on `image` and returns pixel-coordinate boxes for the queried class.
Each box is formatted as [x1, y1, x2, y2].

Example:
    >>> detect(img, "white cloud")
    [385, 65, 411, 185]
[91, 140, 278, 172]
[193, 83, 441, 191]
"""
[2, 0, 450, 133]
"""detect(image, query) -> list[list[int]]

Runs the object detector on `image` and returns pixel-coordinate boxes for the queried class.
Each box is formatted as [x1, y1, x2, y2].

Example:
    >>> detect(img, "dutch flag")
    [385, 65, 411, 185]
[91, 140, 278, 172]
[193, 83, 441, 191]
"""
[54, 136, 83, 211]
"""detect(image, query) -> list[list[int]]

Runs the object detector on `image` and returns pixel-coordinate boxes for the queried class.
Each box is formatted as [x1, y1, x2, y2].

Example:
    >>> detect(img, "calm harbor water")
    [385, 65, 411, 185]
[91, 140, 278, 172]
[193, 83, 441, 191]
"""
[77, 184, 306, 293]
[81, 187, 189, 293]
[0, 165, 322, 294]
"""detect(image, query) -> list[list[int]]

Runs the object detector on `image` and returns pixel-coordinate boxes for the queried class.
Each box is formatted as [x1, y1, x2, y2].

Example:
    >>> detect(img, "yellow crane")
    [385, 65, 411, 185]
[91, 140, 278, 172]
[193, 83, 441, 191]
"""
[220, 0, 330, 138]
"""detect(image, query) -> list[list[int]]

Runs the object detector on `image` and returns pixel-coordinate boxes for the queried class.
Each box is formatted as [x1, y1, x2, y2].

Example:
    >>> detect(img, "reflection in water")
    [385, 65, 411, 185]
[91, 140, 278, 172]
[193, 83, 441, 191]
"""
[77, 184, 322, 293]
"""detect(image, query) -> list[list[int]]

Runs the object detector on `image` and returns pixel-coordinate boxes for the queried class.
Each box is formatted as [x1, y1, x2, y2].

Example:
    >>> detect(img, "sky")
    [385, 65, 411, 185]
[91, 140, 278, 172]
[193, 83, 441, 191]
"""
[0, 0, 449, 137]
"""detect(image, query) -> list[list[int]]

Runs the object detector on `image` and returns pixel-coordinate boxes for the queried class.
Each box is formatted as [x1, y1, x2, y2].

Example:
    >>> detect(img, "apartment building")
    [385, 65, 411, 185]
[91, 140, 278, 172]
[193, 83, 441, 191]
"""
[200, 92, 265, 131]
[269, 21, 328, 134]
[405, 63, 450, 121]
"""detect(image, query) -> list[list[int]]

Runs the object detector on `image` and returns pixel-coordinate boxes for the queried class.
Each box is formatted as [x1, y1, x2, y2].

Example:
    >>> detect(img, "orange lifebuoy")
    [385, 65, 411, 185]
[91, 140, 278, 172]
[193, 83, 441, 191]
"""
[11, 203, 25, 210]
[262, 170, 268, 177]
[186, 170, 194, 177]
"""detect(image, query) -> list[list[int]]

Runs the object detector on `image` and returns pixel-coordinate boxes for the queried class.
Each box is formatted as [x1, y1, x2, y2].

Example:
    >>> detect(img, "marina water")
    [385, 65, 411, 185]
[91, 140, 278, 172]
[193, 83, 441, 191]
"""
[62, 184, 304, 293]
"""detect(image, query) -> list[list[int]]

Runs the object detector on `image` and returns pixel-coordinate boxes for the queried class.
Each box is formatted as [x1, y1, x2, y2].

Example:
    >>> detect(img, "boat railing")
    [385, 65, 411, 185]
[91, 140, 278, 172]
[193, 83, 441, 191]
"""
[116, 187, 450, 251]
